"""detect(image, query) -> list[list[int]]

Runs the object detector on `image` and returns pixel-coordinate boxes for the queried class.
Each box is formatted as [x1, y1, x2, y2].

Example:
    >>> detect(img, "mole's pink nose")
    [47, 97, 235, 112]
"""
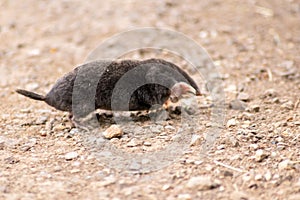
[170, 82, 199, 102]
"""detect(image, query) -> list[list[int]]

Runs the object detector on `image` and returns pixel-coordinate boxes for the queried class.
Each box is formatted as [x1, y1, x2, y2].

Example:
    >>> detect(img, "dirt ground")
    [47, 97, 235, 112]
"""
[0, 0, 300, 199]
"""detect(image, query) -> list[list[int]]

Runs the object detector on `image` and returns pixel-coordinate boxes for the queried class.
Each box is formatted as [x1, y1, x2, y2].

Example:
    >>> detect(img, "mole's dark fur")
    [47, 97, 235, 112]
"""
[16, 59, 200, 115]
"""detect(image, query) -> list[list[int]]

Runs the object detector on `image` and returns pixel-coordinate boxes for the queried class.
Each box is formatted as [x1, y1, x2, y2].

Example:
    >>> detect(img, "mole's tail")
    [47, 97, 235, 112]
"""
[16, 89, 46, 101]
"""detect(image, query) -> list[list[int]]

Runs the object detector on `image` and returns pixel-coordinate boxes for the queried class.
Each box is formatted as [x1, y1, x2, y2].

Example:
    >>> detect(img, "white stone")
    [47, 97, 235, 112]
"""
[278, 159, 293, 170]
[227, 118, 238, 127]
[190, 134, 202, 146]
[65, 151, 78, 160]
[255, 149, 268, 162]
[186, 176, 220, 191]
[178, 193, 192, 200]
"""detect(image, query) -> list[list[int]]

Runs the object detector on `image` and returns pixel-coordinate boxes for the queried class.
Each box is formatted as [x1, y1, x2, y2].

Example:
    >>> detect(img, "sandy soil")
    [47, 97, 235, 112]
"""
[0, 0, 300, 199]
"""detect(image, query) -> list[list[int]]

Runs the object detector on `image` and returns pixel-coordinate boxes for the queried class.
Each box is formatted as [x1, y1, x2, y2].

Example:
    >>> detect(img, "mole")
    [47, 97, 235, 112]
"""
[16, 58, 201, 118]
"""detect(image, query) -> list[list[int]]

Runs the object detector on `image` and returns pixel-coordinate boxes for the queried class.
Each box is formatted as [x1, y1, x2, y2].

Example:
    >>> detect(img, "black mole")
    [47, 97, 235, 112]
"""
[16, 58, 201, 116]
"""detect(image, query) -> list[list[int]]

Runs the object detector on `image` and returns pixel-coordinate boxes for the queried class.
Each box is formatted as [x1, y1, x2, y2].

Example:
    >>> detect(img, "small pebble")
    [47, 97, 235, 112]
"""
[185, 159, 194, 164]
[224, 84, 236, 92]
[35, 116, 48, 125]
[229, 99, 247, 110]
[70, 169, 81, 174]
[271, 152, 277, 157]
[276, 144, 285, 151]
[72, 161, 81, 167]
[69, 128, 79, 135]
[99, 176, 117, 186]
[222, 170, 233, 177]
[165, 125, 175, 131]
[177, 193, 192, 200]
[264, 171, 272, 181]
[272, 97, 280, 103]
[183, 105, 197, 115]
[20, 109, 31, 113]
[227, 118, 238, 127]
[103, 125, 123, 139]
[255, 149, 268, 162]
[186, 176, 220, 191]
[162, 184, 171, 191]
[254, 174, 263, 181]
[27, 48, 41, 56]
[237, 92, 250, 101]
[190, 134, 202, 146]
[199, 30, 208, 38]
[143, 141, 152, 146]
[53, 166, 62, 172]
[262, 89, 277, 98]
[194, 160, 203, 165]
[280, 101, 294, 110]
[278, 159, 293, 170]
[127, 138, 139, 147]
[227, 136, 239, 147]
[247, 104, 260, 112]
[65, 151, 78, 160]
[249, 143, 259, 150]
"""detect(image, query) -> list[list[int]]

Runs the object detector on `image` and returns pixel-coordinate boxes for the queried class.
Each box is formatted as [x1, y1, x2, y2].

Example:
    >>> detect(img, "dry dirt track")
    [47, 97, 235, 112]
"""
[0, 0, 300, 199]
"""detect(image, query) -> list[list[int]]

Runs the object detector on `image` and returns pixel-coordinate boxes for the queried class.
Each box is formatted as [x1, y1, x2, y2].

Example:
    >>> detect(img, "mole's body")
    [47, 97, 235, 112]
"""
[16, 59, 200, 114]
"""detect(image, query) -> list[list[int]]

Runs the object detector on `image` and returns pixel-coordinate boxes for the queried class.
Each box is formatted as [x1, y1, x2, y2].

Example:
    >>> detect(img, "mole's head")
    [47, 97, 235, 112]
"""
[169, 82, 200, 103]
